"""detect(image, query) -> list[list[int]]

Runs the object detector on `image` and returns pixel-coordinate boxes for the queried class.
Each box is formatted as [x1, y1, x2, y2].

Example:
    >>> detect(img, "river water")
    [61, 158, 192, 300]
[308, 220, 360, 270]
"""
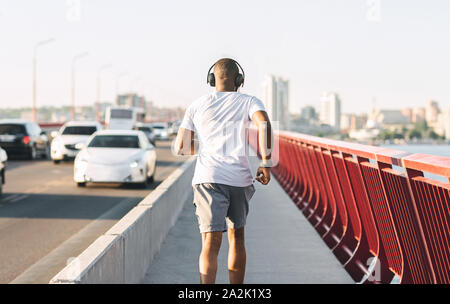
[381, 144, 450, 158]
[380, 144, 449, 182]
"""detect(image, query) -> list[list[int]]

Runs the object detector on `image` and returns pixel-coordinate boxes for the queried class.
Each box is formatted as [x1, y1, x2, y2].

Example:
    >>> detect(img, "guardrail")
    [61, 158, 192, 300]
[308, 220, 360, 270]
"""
[250, 129, 449, 284]
[50, 157, 196, 284]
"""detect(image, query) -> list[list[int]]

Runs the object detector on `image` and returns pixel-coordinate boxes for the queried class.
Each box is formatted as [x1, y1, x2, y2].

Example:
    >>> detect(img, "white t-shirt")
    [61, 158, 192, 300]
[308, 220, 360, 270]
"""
[180, 91, 266, 187]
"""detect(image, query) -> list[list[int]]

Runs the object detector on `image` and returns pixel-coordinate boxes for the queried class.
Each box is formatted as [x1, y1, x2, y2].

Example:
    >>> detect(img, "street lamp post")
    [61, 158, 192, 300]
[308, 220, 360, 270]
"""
[32, 38, 55, 122]
[71, 52, 89, 121]
[96, 64, 112, 121]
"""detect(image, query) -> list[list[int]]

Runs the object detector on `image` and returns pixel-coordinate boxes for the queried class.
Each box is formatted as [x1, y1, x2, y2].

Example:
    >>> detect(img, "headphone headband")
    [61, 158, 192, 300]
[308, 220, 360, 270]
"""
[207, 59, 245, 88]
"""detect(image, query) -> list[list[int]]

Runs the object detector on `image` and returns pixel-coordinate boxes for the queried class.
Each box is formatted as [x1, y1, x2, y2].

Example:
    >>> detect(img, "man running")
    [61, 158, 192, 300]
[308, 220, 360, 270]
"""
[175, 58, 273, 284]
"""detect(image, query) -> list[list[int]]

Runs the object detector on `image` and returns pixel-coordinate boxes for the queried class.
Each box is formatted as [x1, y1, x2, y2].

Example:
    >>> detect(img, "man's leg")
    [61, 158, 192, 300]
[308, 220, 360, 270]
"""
[199, 231, 223, 284]
[227, 227, 246, 284]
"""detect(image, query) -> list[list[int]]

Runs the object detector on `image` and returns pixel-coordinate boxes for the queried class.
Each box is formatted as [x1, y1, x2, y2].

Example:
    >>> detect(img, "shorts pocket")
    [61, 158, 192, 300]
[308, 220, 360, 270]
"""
[244, 184, 256, 202]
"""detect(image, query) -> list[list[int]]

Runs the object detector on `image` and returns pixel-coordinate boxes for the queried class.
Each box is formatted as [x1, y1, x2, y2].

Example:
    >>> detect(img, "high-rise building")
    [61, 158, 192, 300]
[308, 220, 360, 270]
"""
[319, 92, 341, 130]
[435, 107, 450, 140]
[261, 75, 290, 130]
[401, 108, 413, 123]
[412, 107, 426, 123]
[425, 100, 440, 123]
[341, 113, 367, 132]
[340, 113, 352, 131]
[351, 114, 368, 130]
[300, 105, 316, 121]
[444, 107, 450, 140]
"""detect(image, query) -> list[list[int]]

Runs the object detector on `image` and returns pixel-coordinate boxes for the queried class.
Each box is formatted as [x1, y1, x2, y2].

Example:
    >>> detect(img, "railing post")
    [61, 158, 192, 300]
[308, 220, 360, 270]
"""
[403, 167, 437, 283]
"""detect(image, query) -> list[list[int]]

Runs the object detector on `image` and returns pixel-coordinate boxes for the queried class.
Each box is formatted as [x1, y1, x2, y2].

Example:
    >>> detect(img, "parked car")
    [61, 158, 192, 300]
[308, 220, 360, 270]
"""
[0, 119, 49, 160]
[151, 122, 169, 140]
[168, 120, 181, 136]
[51, 121, 102, 164]
[74, 130, 156, 188]
[0, 147, 7, 197]
[134, 123, 156, 146]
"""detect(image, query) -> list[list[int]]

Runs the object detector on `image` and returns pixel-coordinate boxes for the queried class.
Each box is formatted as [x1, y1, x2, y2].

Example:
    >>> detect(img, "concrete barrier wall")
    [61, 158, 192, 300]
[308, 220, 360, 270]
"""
[50, 157, 196, 284]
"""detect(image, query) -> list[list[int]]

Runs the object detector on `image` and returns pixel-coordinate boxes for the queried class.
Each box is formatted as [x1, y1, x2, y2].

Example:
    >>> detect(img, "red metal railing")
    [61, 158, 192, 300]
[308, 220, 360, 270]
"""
[250, 129, 449, 284]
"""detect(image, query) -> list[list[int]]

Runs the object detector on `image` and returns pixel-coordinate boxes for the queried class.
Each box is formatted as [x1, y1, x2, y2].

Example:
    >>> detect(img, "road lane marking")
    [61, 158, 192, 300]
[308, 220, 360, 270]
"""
[1, 194, 21, 202]
[8, 194, 29, 203]
[10, 196, 140, 284]
[22, 178, 72, 195]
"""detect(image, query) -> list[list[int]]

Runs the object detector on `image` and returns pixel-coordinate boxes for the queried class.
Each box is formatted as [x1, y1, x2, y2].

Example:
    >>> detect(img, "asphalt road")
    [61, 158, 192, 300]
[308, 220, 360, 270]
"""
[0, 139, 187, 284]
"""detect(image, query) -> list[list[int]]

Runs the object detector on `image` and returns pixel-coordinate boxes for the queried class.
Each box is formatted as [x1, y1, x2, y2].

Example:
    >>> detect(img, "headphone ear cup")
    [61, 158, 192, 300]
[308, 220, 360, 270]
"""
[235, 73, 244, 88]
[208, 73, 216, 87]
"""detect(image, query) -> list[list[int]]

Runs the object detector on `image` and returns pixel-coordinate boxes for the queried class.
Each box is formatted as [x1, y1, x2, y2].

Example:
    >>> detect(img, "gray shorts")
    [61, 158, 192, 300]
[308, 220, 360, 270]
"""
[193, 183, 256, 233]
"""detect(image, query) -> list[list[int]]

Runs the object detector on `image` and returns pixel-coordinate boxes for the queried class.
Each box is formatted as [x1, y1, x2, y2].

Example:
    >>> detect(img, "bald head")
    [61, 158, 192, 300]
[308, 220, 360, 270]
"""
[213, 58, 239, 85]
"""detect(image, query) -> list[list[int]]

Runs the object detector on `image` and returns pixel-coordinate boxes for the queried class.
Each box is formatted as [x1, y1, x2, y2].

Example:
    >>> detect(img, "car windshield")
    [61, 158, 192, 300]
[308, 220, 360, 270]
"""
[88, 135, 140, 148]
[152, 125, 165, 129]
[62, 126, 97, 135]
[0, 124, 26, 135]
[136, 127, 152, 132]
[110, 109, 133, 119]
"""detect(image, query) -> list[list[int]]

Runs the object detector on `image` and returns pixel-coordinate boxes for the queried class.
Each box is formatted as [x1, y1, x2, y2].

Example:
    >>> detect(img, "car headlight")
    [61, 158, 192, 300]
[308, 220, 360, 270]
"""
[129, 160, 139, 168]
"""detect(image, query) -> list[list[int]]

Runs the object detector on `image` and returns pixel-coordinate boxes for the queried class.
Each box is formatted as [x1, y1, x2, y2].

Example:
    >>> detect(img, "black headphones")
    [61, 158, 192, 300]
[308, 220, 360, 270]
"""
[207, 59, 245, 88]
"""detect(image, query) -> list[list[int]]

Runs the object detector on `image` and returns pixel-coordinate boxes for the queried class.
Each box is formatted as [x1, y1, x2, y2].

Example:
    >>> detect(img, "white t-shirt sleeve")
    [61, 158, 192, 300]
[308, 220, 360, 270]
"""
[180, 105, 195, 131]
[248, 97, 266, 120]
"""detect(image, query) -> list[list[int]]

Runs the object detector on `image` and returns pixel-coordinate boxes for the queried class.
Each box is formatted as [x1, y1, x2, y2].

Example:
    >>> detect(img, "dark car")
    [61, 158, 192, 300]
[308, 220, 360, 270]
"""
[0, 120, 50, 160]
[0, 148, 7, 196]
[134, 125, 156, 146]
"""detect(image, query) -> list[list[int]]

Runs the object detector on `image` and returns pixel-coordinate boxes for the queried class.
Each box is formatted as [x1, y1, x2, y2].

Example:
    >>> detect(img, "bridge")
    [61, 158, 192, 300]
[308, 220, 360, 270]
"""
[1, 130, 449, 284]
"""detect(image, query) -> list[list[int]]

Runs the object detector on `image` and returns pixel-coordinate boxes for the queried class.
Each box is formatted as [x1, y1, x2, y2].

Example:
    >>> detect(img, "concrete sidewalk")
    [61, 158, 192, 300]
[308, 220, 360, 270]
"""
[142, 160, 354, 284]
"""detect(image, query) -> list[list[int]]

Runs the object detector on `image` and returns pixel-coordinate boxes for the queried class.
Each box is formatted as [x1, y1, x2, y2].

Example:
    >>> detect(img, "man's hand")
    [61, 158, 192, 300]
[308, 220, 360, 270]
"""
[255, 167, 271, 185]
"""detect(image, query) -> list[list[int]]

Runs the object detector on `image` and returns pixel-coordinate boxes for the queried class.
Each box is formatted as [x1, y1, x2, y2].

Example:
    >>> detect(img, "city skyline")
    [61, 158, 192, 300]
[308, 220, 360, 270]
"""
[0, 1, 449, 114]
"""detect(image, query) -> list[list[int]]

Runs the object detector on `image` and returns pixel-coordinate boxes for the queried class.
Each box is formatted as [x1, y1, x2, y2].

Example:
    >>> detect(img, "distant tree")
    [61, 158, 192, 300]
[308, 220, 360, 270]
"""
[415, 120, 428, 133]
[378, 129, 392, 140]
[393, 132, 404, 140]
[314, 132, 324, 138]
[428, 130, 442, 140]
[341, 132, 350, 140]
[408, 129, 422, 139]
[401, 126, 408, 136]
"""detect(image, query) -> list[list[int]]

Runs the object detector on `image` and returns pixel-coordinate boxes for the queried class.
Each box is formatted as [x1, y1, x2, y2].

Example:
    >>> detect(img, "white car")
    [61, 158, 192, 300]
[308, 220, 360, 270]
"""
[51, 121, 102, 164]
[0, 147, 7, 196]
[151, 122, 169, 140]
[74, 130, 156, 188]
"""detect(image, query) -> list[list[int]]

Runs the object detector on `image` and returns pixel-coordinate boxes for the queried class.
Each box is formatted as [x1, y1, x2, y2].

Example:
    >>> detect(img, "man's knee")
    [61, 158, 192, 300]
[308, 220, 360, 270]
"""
[202, 231, 223, 252]
[228, 227, 245, 245]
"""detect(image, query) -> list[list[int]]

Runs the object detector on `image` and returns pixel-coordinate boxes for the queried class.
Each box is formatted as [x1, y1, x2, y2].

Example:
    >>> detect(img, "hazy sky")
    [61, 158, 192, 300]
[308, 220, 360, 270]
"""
[0, 0, 449, 114]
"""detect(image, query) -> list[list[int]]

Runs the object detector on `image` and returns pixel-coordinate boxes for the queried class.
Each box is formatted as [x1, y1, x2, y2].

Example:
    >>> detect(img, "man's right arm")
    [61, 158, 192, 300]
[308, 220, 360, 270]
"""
[174, 104, 198, 156]
[251, 110, 272, 185]
[174, 127, 198, 156]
